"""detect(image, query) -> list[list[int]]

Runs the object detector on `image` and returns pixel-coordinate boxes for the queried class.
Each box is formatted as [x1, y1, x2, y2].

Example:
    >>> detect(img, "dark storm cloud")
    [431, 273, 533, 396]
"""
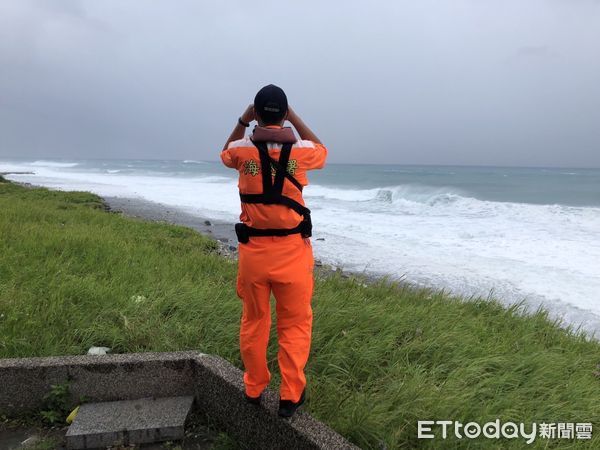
[0, 0, 599, 167]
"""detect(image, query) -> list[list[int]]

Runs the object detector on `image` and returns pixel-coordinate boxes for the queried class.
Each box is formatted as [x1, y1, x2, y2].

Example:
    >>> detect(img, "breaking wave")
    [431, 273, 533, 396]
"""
[29, 160, 79, 168]
[306, 184, 468, 207]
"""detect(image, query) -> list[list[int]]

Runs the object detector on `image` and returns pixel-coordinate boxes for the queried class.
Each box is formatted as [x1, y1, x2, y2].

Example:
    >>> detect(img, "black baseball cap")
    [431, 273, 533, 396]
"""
[254, 84, 288, 124]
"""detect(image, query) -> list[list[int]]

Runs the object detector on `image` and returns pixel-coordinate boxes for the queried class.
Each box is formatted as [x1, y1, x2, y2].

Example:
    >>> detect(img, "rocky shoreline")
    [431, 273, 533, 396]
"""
[101, 195, 372, 284]
[3, 174, 382, 285]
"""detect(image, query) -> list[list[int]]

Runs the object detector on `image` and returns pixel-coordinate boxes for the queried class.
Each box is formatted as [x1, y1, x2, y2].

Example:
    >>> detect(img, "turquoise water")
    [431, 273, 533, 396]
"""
[12, 159, 596, 206]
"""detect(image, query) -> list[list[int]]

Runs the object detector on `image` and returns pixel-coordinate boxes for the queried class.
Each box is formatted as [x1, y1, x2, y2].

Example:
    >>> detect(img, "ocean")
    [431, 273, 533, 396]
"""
[2, 158, 599, 336]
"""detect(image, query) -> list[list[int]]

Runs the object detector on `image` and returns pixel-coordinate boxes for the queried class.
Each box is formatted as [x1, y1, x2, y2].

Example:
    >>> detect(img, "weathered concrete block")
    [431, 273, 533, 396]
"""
[65, 396, 194, 449]
[0, 351, 359, 449]
[0, 351, 198, 414]
[193, 354, 359, 450]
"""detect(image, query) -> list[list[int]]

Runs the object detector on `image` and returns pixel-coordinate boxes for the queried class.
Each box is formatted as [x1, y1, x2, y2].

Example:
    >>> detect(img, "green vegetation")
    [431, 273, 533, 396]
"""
[39, 381, 71, 425]
[1, 181, 599, 449]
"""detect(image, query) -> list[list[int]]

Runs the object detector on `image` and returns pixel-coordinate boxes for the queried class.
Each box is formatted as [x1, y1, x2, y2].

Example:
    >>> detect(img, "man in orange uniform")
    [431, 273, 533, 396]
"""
[220, 84, 327, 417]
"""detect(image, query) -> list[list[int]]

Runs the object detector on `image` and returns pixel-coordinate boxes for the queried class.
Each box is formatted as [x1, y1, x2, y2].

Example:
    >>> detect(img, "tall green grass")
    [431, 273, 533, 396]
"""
[1, 180, 598, 449]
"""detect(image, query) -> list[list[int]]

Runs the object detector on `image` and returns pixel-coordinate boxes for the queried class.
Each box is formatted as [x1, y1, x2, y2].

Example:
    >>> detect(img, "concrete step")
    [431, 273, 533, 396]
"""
[65, 396, 194, 449]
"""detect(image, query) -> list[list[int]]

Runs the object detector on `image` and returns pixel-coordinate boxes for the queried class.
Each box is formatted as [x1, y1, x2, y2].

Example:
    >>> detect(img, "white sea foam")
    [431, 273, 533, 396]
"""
[308, 185, 600, 335]
[183, 159, 206, 164]
[1, 161, 240, 222]
[2, 160, 599, 337]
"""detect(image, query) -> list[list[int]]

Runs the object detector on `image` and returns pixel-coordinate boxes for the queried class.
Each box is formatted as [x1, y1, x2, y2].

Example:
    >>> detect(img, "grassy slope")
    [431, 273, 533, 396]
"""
[1, 179, 599, 449]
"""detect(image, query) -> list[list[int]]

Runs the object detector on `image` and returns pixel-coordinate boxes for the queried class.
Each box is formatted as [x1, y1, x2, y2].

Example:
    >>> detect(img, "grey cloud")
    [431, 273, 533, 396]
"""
[515, 45, 555, 58]
[0, 0, 599, 167]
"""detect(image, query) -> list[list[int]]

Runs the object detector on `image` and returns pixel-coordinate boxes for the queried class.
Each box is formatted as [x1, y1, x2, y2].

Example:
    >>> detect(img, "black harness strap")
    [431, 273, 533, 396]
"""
[238, 221, 304, 237]
[252, 141, 304, 193]
[257, 142, 273, 194]
[235, 139, 312, 243]
[272, 141, 290, 194]
[239, 193, 309, 217]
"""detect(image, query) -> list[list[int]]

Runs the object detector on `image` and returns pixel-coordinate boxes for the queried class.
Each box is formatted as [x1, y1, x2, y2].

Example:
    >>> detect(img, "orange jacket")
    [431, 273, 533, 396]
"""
[221, 128, 327, 229]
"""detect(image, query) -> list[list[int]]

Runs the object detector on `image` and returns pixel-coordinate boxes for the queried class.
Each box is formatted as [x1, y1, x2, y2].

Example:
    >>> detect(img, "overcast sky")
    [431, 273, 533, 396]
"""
[0, 0, 599, 167]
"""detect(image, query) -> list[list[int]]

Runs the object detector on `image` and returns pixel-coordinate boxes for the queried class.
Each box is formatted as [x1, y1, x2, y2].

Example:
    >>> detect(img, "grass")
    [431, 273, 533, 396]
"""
[0, 179, 599, 449]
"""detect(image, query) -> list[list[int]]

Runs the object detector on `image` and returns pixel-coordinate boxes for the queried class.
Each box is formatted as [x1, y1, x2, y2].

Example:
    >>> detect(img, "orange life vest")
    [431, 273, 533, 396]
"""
[235, 139, 311, 243]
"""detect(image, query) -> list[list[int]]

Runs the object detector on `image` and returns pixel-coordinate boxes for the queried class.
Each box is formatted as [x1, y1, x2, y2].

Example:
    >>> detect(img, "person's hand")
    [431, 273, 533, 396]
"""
[241, 104, 255, 124]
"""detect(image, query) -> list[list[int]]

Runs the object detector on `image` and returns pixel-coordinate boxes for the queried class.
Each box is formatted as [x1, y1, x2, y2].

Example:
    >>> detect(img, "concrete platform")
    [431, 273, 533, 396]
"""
[0, 351, 360, 449]
[65, 396, 194, 449]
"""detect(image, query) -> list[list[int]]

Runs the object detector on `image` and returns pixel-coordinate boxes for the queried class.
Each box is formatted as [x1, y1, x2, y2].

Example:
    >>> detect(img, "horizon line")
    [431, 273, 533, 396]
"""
[0, 156, 598, 171]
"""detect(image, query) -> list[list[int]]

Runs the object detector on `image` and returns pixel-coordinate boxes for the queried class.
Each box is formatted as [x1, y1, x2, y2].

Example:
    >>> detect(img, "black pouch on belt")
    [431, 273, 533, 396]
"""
[234, 222, 249, 244]
[300, 213, 312, 238]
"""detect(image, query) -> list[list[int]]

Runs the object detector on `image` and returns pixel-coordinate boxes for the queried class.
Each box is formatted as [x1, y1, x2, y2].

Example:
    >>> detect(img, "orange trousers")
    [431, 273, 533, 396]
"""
[236, 234, 314, 402]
